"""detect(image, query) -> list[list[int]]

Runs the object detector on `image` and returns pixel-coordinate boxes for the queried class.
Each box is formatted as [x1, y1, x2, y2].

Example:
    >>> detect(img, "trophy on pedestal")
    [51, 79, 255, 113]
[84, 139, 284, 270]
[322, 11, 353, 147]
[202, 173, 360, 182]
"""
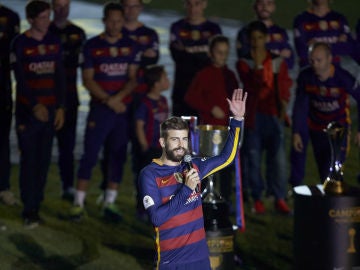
[323, 121, 347, 195]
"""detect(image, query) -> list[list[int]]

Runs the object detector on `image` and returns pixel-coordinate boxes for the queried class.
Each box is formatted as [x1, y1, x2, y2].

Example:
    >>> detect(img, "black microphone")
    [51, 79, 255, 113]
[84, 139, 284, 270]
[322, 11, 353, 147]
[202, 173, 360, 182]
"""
[183, 154, 199, 193]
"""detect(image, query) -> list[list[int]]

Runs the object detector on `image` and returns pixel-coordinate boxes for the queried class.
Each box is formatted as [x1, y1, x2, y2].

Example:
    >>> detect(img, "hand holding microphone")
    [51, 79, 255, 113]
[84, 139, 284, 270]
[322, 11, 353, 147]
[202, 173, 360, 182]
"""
[184, 154, 200, 193]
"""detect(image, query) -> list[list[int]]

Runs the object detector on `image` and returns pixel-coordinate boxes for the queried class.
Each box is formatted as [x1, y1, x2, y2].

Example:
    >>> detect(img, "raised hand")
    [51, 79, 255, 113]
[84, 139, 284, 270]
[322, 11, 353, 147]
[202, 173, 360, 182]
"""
[226, 88, 247, 120]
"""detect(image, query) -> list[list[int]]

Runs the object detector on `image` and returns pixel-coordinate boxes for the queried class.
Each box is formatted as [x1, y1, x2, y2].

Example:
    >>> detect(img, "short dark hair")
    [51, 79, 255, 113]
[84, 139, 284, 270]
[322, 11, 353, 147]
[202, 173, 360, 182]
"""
[144, 65, 165, 90]
[26, 0, 50, 19]
[160, 117, 189, 139]
[209, 35, 229, 52]
[103, 2, 124, 19]
[246, 20, 268, 38]
[309, 41, 332, 56]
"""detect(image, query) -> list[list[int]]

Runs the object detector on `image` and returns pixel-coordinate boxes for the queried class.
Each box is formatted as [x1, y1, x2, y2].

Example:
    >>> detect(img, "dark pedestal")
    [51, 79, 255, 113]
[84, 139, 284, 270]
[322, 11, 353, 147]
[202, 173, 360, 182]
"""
[293, 185, 360, 270]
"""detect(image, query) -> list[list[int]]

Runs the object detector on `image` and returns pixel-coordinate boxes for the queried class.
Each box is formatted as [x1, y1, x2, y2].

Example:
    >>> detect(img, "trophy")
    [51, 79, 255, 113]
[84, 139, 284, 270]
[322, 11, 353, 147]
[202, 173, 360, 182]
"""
[323, 121, 347, 195]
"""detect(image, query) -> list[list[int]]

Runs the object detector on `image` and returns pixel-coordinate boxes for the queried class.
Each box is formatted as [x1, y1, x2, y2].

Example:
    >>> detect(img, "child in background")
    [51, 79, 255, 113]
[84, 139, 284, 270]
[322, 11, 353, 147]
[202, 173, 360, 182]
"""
[134, 65, 169, 219]
[185, 34, 238, 205]
[185, 35, 238, 126]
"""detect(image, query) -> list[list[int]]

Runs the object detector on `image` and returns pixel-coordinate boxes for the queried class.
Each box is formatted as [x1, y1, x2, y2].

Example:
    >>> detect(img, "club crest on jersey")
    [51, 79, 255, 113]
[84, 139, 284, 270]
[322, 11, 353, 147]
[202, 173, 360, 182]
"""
[273, 33, 283, 41]
[139, 35, 149, 44]
[38, 45, 46, 55]
[143, 195, 155, 209]
[319, 20, 328, 31]
[70, 34, 81, 41]
[330, 21, 340, 30]
[110, 47, 118, 57]
[191, 30, 200, 40]
[174, 172, 184, 184]
[319, 86, 327, 96]
[121, 47, 130, 56]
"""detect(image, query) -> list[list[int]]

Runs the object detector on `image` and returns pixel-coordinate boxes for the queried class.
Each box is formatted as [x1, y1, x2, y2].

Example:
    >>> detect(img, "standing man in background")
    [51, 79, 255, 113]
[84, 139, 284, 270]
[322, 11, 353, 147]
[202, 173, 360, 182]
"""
[291, 0, 356, 188]
[11, 0, 65, 228]
[69, 2, 140, 222]
[169, 0, 221, 117]
[49, 0, 87, 201]
[121, 0, 159, 95]
[0, 3, 20, 206]
[291, 42, 360, 187]
[236, 0, 295, 70]
[293, 0, 355, 68]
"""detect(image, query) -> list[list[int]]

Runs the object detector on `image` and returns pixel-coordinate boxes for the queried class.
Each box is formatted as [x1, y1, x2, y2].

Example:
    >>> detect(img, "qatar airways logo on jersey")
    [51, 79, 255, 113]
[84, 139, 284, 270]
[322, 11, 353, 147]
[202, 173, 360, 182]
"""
[313, 36, 339, 44]
[312, 100, 340, 112]
[184, 191, 200, 205]
[99, 63, 128, 76]
[29, 61, 55, 74]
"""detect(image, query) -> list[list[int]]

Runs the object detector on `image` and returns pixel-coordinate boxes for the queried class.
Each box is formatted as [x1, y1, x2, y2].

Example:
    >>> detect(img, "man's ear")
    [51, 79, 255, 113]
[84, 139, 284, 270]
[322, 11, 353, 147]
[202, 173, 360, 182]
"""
[159, 138, 165, 148]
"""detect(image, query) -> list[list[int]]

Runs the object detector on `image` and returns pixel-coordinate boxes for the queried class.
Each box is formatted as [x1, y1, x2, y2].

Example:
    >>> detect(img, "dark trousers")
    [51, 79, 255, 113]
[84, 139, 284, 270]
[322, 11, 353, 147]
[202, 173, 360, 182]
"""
[56, 106, 78, 192]
[77, 104, 129, 183]
[0, 104, 12, 191]
[289, 128, 348, 185]
[17, 115, 54, 215]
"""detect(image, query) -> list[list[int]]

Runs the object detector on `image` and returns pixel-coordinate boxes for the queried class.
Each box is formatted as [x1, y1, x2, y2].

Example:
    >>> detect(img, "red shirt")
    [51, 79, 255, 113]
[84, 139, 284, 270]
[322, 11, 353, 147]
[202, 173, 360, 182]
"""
[236, 52, 292, 128]
[185, 64, 238, 125]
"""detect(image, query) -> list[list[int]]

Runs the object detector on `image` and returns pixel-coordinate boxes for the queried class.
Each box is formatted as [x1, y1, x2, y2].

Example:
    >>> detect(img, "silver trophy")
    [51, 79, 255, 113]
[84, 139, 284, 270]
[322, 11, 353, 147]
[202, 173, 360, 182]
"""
[323, 121, 347, 195]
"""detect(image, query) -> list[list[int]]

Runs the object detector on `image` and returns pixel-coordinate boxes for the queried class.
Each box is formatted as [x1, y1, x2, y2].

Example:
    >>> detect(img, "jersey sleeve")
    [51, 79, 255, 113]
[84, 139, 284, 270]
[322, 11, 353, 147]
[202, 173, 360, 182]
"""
[138, 167, 193, 227]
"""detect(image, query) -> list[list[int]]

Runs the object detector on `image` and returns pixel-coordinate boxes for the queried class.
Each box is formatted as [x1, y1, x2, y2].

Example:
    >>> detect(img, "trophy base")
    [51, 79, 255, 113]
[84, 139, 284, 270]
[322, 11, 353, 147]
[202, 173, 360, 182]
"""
[323, 180, 347, 195]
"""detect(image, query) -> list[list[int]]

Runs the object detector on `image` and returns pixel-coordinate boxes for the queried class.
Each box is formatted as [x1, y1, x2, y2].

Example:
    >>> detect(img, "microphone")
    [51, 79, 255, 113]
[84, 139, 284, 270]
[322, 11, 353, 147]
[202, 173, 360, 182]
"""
[183, 154, 199, 193]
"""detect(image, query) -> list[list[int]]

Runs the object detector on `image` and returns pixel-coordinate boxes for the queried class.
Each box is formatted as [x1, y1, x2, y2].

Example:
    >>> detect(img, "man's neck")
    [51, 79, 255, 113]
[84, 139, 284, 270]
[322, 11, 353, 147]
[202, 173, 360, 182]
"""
[29, 28, 46, 41]
[105, 32, 122, 44]
[187, 16, 206, 25]
[318, 69, 331, 81]
[260, 18, 273, 27]
[53, 18, 68, 29]
[147, 91, 161, 100]
[159, 155, 181, 166]
[124, 20, 141, 31]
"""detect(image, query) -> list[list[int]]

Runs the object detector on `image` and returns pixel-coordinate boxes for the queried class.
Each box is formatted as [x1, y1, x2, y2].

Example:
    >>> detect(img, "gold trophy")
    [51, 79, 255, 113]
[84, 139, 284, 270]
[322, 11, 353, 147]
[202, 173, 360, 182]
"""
[323, 121, 347, 195]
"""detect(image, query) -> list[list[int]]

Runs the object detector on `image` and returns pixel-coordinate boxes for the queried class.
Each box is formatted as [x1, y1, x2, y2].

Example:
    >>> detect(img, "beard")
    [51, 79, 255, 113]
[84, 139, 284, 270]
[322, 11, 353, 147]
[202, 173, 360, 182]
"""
[164, 144, 187, 163]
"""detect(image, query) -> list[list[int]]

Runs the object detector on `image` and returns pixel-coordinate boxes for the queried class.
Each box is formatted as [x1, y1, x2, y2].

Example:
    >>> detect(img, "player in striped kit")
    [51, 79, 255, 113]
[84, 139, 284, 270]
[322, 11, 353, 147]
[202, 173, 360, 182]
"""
[49, 0, 87, 201]
[291, 42, 360, 187]
[69, 2, 140, 221]
[138, 88, 247, 270]
[11, 0, 65, 228]
[169, 0, 222, 117]
[236, 0, 295, 70]
[293, 0, 355, 68]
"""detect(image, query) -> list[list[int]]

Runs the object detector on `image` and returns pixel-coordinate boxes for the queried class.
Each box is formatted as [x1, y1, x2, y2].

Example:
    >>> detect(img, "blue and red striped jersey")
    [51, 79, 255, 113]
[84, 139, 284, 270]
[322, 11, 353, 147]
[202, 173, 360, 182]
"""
[122, 24, 159, 93]
[236, 23, 295, 69]
[293, 10, 355, 68]
[82, 33, 141, 102]
[11, 30, 65, 109]
[135, 95, 169, 148]
[48, 21, 86, 107]
[138, 118, 242, 269]
[169, 18, 222, 102]
[292, 65, 360, 133]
